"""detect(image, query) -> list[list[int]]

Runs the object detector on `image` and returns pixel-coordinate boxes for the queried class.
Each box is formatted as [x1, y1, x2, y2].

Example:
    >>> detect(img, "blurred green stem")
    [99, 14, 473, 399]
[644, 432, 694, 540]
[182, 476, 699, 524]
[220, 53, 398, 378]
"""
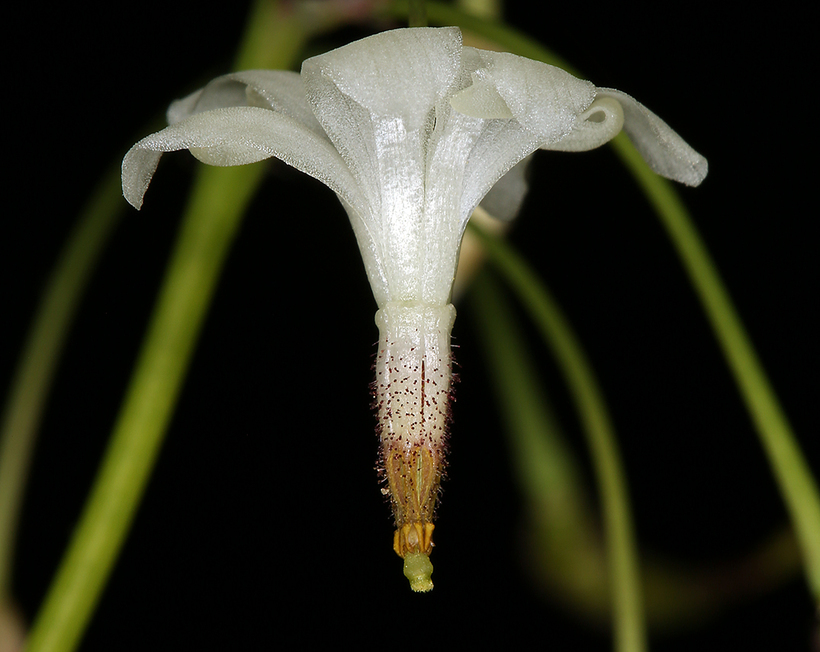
[468, 271, 592, 545]
[471, 269, 802, 631]
[468, 270, 608, 615]
[24, 2, 307, 651]
[408, 0, 427, 26]
[611, 135, 820, 604]
[0, 167, 124, 603]
[455, 0, 501, 19]
[468, 222, 646, 652]
[389, 0, 576, 71]
[24, 162, 267, 652]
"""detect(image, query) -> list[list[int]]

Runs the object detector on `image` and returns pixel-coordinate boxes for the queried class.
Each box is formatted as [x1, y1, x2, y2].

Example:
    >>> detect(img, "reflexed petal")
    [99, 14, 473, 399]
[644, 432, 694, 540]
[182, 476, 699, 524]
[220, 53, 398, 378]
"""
[166, 80, 247, 125]
[122, 106, 364, 212]
[120, 149, 163, 212]
[166, 87, 209, 125]
[597, 88, 708, 186]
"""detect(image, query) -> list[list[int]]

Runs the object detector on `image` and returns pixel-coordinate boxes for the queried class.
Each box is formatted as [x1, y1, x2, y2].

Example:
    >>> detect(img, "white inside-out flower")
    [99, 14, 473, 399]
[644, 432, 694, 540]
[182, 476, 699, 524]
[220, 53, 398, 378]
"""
[122, 26, 707, 591]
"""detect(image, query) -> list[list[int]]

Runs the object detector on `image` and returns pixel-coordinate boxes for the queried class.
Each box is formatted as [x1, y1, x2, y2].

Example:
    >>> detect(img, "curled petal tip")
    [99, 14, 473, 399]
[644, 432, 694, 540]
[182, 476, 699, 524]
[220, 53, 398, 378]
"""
[547, 96, 625, 152]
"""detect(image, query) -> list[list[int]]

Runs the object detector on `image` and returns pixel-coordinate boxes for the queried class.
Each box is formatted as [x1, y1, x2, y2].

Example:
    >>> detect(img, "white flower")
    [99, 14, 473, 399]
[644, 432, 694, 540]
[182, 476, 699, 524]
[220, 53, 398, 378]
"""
[122, 26, 707, 591]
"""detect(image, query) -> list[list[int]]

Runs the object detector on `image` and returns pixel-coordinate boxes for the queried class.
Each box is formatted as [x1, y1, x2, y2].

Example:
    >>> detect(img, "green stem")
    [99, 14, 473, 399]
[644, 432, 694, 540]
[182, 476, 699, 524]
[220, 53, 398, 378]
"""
[389, 0, 576, 71]
[611, 135, 820, 603]
[24, 159, 268, 652]
[469, 270, 803, 631]
[454, 0, 502, 20]
[0, 166, 124, 602]
[468, 222, 647, 652]
[407, 0, 427, 27]
[24, 3, 307, 651]
[468, 271, 592, 548]
[468, 270, 608, 615]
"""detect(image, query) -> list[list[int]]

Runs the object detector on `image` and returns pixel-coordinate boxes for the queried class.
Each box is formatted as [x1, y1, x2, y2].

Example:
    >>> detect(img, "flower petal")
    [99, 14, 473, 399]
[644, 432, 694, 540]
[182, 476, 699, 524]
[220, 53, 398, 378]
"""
[444, 49, 600, 236]
[301, 27, 463, 217]
[303, 27, 463, 132]
[477, 155, 532, 222]
[167, 70, 324, 137]
[596, 88, 708, 186]
[301, 27, 465, 304]
[166, 79, 248, 125]
[121, 106, 363, 211]
[449, 75, 513, 120]
[452, 48, 596, 146]
[437, 106, 541, 230]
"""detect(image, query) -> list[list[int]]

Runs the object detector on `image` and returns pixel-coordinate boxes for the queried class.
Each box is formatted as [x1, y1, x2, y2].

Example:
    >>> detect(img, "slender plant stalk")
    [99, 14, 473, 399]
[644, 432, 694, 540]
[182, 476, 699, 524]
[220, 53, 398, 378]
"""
[468, 222, 647, 652]
[0, 166, 124, 603]
[469, 264, 803, 631]
[468, 270, 611, 613]
[23, 3, 307, 651]
[468, 271, 591, 537]
[407, 0, 427, 27]
[611, 135, 820, 603]
[455, 0, 502, 19]
[23, 162, 267, 652]
[389, 0, 577, 71]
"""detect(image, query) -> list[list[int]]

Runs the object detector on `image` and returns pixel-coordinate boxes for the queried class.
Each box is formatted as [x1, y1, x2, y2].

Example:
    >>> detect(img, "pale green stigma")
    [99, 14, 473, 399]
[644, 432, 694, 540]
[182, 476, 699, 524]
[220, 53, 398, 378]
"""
[403, 552, 434, 592]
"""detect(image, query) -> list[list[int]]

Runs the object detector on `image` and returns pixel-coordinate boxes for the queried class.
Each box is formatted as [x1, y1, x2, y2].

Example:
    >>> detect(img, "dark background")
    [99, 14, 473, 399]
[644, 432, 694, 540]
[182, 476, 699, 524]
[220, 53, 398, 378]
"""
[4, 1, 816, 650]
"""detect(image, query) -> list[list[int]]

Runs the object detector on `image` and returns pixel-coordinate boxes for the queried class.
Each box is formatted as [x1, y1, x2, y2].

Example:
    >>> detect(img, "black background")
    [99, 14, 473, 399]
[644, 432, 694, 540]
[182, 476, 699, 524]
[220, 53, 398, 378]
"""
[4, 1, 817, 650]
